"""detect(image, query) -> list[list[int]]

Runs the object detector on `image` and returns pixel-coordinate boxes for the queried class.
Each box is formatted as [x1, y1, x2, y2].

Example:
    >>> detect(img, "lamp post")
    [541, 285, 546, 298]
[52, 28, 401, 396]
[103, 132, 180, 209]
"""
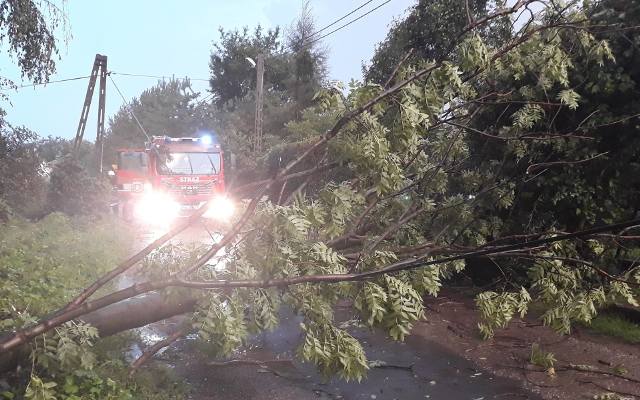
[246, 54, 265, 153]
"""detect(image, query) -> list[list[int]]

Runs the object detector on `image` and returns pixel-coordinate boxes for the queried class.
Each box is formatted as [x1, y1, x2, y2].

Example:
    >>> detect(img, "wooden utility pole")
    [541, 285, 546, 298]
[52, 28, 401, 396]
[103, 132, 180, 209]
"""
[254, 53, 265, 153]
[73, 54, 107, 172]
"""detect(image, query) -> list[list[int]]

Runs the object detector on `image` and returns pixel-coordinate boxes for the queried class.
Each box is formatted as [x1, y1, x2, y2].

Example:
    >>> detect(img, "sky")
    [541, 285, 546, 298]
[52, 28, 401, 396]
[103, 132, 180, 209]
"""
[0, 0, 415, 140]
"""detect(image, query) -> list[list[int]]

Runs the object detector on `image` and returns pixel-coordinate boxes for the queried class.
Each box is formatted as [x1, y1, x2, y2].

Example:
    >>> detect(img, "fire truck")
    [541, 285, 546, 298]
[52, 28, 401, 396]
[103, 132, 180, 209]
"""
[111, 135, 234, 225]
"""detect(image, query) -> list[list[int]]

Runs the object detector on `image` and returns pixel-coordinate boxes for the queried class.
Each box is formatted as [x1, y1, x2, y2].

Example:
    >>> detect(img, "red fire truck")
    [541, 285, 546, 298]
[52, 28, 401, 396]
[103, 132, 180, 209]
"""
[111, 135, 234, 225]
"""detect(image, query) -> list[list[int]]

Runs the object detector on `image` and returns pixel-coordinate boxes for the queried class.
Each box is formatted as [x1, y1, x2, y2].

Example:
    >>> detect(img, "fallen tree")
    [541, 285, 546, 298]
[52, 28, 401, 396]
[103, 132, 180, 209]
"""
[2, 0, 640, 395]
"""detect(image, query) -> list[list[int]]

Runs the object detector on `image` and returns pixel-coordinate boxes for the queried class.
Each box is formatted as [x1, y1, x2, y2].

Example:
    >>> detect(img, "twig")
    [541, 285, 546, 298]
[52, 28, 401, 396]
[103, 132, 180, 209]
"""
[370, 362, 414, 371]
[63, 203, 211, 310]
[578, 379, 640, 399]
[276, 181, 287, 205]
[384, 48, 414, 88]
[208, 359, 299, 380]
[207, 359, 293, 367]
[561, 364, 640, 385]
[465, 0, 473, 25]
[526, 152, 609, 174]
[129, 329, 186, 376]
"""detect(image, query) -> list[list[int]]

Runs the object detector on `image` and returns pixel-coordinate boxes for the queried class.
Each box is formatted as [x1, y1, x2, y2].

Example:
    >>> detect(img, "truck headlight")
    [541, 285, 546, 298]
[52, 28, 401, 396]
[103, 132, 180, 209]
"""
[134, 192, 180, 226]
[204, 196, 235, 221]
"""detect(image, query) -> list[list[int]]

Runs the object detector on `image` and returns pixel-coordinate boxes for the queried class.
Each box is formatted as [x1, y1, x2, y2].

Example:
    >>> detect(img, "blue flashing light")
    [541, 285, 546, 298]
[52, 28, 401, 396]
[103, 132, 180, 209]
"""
[200, 135, 213, 145]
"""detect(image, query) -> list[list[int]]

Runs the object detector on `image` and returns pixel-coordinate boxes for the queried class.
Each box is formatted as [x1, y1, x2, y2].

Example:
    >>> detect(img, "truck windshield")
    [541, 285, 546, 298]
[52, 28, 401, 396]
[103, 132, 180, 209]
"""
[157, 152, 221, 175]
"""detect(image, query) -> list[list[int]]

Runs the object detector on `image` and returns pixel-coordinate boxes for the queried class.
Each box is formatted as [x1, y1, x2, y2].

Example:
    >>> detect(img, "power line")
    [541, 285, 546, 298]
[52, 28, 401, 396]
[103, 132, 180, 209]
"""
[194, 92, 214, 107]
[108, 75, 151, 141]
[0, 75, 91, 91]
[1, 70, 211, 92]
[309, 0, 377, 39]
[285, 0, 391, 52]
[301, 0, 392, 49]
[109, 71, 210, 82]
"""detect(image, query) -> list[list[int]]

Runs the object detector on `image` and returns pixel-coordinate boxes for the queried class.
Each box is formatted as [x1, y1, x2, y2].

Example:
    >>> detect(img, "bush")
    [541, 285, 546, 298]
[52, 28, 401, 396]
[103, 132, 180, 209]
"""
[0, 214, 185, 399]
[0, 125, 47, 217]
[0, 213, 131, 331]
[47, 157, 112, 216]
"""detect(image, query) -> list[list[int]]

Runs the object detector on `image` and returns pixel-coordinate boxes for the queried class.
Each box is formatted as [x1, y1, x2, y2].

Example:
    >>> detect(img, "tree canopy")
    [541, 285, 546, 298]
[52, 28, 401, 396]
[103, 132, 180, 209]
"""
[0, 0, 68, 85]
[208, 6, 327, 110]
[209, 25, 289, 108]
[365, 0, 509, 85]
[103, 78, 209, 163]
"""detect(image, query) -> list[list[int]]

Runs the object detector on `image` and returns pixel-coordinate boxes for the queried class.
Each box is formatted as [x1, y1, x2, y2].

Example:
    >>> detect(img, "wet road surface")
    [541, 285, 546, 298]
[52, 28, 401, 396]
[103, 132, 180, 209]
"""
[125, 225, 538, 400]
[167, 308, 540, 400]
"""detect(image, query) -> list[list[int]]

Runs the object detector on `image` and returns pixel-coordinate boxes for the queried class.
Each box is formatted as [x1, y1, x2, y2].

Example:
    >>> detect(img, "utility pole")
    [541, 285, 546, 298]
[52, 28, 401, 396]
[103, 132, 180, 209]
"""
[73, 54, 107, 172]
[96, 56, 107, 173]
[254, 53, 264, 153]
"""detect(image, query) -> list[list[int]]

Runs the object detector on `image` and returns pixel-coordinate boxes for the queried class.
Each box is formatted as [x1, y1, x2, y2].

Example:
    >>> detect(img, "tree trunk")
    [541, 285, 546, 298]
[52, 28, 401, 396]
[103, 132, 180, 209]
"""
[0, 291, 197, 373]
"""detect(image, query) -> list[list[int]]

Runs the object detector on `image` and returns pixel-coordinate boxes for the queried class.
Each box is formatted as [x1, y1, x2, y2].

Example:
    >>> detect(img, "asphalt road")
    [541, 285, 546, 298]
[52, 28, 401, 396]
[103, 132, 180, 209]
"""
[127, 224, 538, 400]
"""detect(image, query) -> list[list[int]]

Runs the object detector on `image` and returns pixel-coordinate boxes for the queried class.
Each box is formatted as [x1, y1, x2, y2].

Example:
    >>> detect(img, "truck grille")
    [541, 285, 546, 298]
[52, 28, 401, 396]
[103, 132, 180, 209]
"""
[163, 181, 214, 195]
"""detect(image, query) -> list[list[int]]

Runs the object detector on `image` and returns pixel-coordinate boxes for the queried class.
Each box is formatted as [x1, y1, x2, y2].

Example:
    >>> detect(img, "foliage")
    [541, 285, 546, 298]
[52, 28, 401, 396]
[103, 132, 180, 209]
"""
[47, 157, 111, 215]
[0, 215, 185, 398]
[203, 7, 328, 186]
[103, 78, 209, 164]
[0, 123, 46, 216]
[285, 0, 328, 111]
[208, 14, 327, 110]
[461, 0, 640, 336]
[36, 135, 95, 170]
[298, 317, 368, 382]
[476, 288, 531, 339]
[0, 126, 97, 218]
[21, 325, 185, 400]
[0, 213, 130, 332]
[365, 0, 509, 85]
[0, 0, 68, 85]
[209, 25, 287, 108]
[529, 343, 556, 370]
[193, 294, 248, 357]
[191, 1, 640, 379]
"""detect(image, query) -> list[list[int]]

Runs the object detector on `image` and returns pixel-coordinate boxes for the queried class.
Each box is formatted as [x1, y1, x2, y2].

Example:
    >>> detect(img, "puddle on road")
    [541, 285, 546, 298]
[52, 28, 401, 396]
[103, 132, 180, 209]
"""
[122, 223, 226, 364]
[126, 324, 173, 362]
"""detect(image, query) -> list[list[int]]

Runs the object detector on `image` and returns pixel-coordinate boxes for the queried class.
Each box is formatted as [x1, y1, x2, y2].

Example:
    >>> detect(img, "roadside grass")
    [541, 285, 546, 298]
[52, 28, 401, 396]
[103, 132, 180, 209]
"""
[519, 301, 640, 344]
[584, 313, 640, 344]
[1, 213, 187, 399]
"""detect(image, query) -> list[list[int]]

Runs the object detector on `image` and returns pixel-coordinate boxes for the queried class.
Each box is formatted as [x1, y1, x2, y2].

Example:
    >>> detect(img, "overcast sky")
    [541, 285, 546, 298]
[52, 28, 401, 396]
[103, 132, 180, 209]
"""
[0, 0, 415, 140]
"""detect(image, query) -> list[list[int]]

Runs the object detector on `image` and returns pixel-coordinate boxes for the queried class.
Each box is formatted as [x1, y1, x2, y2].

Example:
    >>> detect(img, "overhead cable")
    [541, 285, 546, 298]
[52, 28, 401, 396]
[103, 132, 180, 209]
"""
[0, 75, 91, 91]
[308, 0, 377, 39]
[301, 0, 392, 49]
[108, 75, 151, 141]
[109, 71, 210, 82]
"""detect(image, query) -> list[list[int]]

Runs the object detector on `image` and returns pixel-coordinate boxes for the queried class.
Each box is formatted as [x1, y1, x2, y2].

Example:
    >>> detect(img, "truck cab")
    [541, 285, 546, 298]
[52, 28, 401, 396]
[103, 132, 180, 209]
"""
[113, 135, 233, 225]
[149, 136, 225, 209]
